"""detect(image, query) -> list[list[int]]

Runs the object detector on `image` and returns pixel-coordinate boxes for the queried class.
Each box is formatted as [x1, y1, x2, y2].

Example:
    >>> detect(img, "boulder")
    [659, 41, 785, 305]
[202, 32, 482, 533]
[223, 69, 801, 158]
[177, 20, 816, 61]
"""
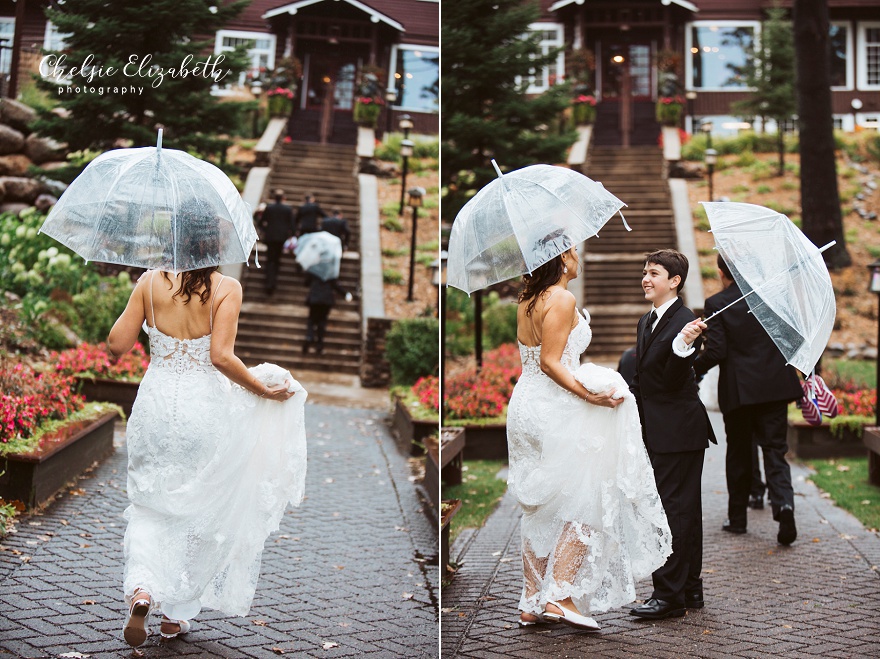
[0, 176, 45, 202]
[39, 160, 68, 171]
[0, 154, 33, 176]
[358, 157, 399, 177]
[34, 193, 57, 212]
[25, 133, 67, 165]
[0, 124, 25, 155]
[40, 178, 67, 196]
[0, 202, 30, 216]
[0, 99, 37, 133]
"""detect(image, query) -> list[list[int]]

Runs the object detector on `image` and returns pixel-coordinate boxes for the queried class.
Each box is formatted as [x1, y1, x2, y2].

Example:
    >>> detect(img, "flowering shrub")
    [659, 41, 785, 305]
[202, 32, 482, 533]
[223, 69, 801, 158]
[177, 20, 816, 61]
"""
[572, 94, 597, 125]
[267, 87, 295, 117]
[0, 363, 84, 444]
[354, 96, 385, 128]
[656, 96, 685, 126]
[443, 344, 522, 420]
[52, 342, 149, 383]
[835, 389, 876, 418]
[412, 375, 439, 412]
[266, 87, 294, 99]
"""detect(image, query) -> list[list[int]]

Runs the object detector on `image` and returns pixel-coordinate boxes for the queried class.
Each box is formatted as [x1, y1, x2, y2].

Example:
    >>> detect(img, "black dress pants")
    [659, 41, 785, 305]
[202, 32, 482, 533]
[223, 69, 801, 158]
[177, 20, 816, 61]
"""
[306, 304, 332, 345]
[264, 241, 285, 292]
[648, 448, 705, 605]
[723, 401, 794, 525]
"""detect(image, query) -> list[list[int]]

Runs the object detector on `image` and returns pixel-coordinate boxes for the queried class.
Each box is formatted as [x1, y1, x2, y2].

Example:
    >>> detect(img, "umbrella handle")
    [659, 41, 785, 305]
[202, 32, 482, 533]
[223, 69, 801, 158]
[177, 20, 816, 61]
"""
[157, 128, 163, 152]
[703, 240, 836, 323]
[491, 159, 503, 178]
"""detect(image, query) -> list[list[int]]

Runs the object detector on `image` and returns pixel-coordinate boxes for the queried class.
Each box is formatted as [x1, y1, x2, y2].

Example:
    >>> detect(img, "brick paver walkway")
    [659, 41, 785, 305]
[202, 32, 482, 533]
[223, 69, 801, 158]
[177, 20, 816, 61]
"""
[0, 403, 438, 658]
[442, 413, 880, 658]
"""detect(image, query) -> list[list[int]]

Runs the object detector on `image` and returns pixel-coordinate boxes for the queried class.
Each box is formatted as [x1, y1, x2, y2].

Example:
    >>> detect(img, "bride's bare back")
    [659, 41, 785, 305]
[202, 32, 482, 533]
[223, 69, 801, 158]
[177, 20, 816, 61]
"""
[516, 286, 579, 347]
[145, 271, 227, 340]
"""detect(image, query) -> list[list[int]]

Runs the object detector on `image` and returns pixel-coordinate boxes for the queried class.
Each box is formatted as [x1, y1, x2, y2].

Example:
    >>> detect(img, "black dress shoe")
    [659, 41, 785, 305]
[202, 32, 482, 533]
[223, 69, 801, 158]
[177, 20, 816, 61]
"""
[684, 589, 704, 609]
[722, 520, 747, 534]
[629, 598, 686, 619]
[777, 505, 797, 545]
[748, 495, 764, 510]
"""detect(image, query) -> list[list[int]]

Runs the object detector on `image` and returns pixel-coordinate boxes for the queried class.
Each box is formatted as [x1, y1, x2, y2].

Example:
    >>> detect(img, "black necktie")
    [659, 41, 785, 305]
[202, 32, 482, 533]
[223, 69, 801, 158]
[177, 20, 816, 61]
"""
[648, 310, 658, 334]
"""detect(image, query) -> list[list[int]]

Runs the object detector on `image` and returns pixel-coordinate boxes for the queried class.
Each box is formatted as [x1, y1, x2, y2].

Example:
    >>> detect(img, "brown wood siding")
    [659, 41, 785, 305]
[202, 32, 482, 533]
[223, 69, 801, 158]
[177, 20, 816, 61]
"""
[833, 91, 880, 115]
[222, 0, 281, 33]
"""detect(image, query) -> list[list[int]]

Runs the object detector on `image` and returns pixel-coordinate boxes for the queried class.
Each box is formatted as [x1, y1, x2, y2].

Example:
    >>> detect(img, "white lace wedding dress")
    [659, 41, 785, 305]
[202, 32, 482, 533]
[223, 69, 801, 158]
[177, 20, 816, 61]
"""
[123, 276, 308, 620]
[506, 309, 672, 616]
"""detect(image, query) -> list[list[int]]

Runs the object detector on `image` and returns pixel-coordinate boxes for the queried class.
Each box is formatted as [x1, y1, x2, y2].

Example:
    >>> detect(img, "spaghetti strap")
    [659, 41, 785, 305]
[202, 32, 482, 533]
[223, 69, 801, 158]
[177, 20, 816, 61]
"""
[149, 271, 157, 329]
[210, 275, 225, 333]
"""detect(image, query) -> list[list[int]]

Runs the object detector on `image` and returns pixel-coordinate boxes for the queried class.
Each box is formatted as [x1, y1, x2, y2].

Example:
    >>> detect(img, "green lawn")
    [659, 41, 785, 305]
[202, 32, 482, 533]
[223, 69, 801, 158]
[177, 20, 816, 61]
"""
[442, 459, 508, 543]
[825, 359, 876, 389]
[806, 457, 880, 532]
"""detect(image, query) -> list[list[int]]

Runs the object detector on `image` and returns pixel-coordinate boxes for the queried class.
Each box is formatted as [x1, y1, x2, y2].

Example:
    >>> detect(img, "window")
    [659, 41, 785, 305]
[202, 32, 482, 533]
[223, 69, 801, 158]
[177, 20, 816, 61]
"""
[43, 21, 70, 52]
[829, 22, 852, 89]
[390, 44, 438, 113]
[858, 23, 880, 89]
[525, 23, 564, 93]
[686, 21, 760, 91]
[0, 18, 14, 75]
[214, 30, 276, 86]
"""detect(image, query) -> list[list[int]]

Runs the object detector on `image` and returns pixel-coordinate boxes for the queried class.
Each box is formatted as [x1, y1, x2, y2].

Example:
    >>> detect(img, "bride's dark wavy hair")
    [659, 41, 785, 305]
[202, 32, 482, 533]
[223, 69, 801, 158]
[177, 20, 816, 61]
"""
[162, 266, 218, 305]
[518, 255, 566, 316]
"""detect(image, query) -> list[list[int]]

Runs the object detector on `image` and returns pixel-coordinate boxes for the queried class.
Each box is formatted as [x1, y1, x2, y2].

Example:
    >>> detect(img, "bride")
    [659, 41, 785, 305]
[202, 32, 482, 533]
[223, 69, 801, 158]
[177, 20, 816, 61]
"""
[107, 264, 307, 647]
[506, 244, 672, 630]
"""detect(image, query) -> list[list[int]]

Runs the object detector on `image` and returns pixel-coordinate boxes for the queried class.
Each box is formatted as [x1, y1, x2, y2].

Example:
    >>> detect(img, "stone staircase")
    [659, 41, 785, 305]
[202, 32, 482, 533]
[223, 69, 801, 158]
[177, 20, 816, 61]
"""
[235, 141, 363, 375]
[580, 145, 677, 359]
[592, 100, 661, 147]
[287, 108, 359, 145]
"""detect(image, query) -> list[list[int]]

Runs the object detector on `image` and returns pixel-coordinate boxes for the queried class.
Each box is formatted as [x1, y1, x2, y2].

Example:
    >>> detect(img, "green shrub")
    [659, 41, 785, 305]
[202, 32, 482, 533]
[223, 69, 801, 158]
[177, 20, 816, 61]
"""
[700, 265, 718, 279]
[382, 216, 404, 232]
[735, 151, 758, 168]
[484, 299, 518, 348]
[383, 268, 404, 285]
[382, 247, 407, 257]
[375, 133, 440, 162]
[756, 184, 772, 194]
[385, 317, 439, 385]
[731, 184, 750, 194]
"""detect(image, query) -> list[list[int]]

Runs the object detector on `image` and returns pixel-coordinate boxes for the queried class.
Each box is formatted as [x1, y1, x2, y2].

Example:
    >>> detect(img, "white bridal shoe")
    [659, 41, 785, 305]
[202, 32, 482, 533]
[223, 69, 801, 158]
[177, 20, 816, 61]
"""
[160, 617, 192, 639]
[542, 601, 601, 631]
[123, 589, 153, 647]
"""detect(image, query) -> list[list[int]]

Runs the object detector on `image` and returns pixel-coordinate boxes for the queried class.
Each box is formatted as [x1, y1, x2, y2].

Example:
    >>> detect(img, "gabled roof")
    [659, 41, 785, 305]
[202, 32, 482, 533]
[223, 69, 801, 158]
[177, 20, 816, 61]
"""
[549, 0, 698, 12]
[263, 0, 405, 31]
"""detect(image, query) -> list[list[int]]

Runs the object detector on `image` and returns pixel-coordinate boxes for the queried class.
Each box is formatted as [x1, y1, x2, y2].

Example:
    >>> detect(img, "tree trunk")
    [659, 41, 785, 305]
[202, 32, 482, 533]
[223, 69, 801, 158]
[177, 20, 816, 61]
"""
[793, 0, 851, 268]
[777, 125, 785, 176]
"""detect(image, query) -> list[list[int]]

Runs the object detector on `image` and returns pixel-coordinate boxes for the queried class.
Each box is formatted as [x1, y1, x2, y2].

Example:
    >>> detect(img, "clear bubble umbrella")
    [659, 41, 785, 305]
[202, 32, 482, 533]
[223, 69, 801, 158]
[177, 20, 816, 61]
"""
[39, 130, 257, 273]
[701, 201, 837, 375]
[446, 161, 628, 294]
[294, 231, 342, 281]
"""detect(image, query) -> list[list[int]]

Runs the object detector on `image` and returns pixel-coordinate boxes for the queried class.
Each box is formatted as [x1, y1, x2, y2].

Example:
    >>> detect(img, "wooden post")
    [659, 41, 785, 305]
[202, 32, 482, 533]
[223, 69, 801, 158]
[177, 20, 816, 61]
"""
[7, 0, 26, 98]
[620, 68, 632, 148]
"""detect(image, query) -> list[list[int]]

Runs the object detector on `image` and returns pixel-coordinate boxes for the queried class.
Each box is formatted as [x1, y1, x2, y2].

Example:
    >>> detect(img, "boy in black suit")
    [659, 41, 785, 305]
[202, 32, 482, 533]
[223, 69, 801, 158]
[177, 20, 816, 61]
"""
[629, 249, 716, 620]
[693, 254, 802, 544]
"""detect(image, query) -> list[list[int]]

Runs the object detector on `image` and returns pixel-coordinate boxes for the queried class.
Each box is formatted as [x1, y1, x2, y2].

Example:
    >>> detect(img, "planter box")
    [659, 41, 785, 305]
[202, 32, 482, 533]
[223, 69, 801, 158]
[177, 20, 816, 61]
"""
[440, 498, 462, 570]
[0, 411, 118, 509]
[787, 420, 867, 459]
[863, 426, 880, 486]
[391, 397, 438, 456]
[446, 422, 507, 460]
[78, 377, 140, 417]
[425, 438, 440, 516]
[440, 427, 465, 486]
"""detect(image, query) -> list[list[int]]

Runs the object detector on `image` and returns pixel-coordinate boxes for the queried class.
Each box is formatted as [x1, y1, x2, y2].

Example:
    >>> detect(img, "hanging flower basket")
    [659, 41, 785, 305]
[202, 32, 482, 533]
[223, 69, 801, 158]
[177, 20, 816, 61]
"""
[572, 94, 597, 126]
[266, 87, 295, 117]
[353, 96, 384, 128]
[656, 96, 685, 126]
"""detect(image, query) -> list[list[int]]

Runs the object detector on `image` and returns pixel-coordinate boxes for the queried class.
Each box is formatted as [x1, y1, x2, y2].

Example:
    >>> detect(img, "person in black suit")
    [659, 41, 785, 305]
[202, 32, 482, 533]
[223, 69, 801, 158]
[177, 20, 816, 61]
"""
[257, 189, 295, 296]
[321, 206, 351, 251]
[629, 249, 717, 621]
[294, 193, 326, 237]
[692, 254, 802, 545]
[303, 274, 352, 354]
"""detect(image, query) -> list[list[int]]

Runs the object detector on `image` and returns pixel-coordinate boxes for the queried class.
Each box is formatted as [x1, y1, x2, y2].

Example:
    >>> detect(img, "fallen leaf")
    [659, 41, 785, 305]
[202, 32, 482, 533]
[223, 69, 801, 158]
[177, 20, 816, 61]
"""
[271, 648, 286, 655]
[20, 556, 30, 563]
[333, 565, 345, 570]
[491, 551, 501, 557]
[59, 653, 90, 658]
[441, 608, 455, 613]
[322, 641, 339, 650]
[861, 500, 872, 505]
[771, 579, 782, 584]
[82, 599, 96, 605]
[836, 465, 850, 472]
[402, 592, 414, 600]
[812, 538, 821, 543]
[702, 629, 711, 635]
[253, 619, 267, 626]
[324, 478, 334, 484]
[60, 520, 69, 526]
[783, 624, 792, 629]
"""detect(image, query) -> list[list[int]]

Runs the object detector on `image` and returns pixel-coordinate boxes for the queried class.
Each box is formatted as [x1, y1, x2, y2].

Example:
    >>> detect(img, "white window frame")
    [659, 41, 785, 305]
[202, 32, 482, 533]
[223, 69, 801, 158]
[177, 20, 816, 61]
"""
[829, 21, 853, 91]
[857, 21, 880, 90]
[389, 43, 439, 112]
[0, 18, 15, 76]
[523, 22, 564, 94]
[214, 29, 276, 89]
[43, 21, 70, 52]
[685, 20, 761, 92]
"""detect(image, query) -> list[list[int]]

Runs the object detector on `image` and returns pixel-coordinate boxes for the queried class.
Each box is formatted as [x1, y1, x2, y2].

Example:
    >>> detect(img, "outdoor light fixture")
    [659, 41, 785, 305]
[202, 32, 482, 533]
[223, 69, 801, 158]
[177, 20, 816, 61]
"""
[870, 259, 880, 294]
[705, 148, 717, 201]
[384, 88, 397, 135]
[613, 55, 625, 64]
[406, 186, 426, 302]
[398, 114, 414, 215]
[852, 98, 864, 110]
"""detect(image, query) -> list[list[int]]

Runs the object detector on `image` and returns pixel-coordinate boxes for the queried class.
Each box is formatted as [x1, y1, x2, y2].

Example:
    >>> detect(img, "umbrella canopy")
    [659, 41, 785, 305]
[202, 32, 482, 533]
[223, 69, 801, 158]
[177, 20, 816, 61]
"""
[702, 201, 836, 375]
[446, 161, 627, 294]
[294, 231, 342, 281]
[40, 130, 256, 273]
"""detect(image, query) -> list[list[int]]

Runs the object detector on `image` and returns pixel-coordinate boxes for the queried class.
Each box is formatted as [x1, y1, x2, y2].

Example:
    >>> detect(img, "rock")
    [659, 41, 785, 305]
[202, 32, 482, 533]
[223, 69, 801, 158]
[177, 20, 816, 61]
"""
[864, 347, 878, 360]
[0, 154, 32, 176]
[856, 193, 864, 201]
[40, 177, 67, 196]
[0, 124, 25, 155]
[868, 212, 877, 221]
[868, 180, 877, 190]
[34, 193, 57, 212]
[38, 160, 68, 171]
[0, 202, 30, 216]
[0, 99, 37, 133]
[50, 107, 70, 120]
[24, 133, 67, 165]
[4, 290, 20, 303]
[0, 176, 44, 202]
[358, 157, 399, 177]
[846, 349, 862, 360]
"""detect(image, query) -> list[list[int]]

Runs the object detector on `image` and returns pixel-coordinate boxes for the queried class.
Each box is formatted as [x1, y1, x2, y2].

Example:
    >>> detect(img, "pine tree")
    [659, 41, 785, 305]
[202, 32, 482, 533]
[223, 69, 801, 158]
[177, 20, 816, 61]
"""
[32, 0, 249, 159]
[793, 0, 851, 268]
[441, 0, 576, 220]
[732, 4, 797, 176]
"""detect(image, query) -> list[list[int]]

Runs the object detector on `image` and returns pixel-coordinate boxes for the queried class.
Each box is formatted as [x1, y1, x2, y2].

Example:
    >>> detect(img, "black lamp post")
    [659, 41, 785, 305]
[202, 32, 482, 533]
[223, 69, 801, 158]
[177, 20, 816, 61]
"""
[406, 186, 425, 302]
[685, 90, 697, 131]
[251, 80, 263, 138]
[384, 88, 397, 137]
[868, 259, 880, 483]
[702, 120, 715, 201]
[430, 249, 446, 316]
[398, 114, 414, 216]
[466, 261, 491, 372]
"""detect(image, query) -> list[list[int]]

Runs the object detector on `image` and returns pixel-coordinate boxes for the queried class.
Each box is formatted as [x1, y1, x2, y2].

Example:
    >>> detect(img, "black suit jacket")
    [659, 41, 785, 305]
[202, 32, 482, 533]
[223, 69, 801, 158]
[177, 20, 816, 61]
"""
[694, 283, 803, 415]
[305, 274, 347, 306]
[631, 297, 717, 454]
[259, 202, 295, 242]
[321, 217, 351, 248]
[295, 202, 326, 234]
